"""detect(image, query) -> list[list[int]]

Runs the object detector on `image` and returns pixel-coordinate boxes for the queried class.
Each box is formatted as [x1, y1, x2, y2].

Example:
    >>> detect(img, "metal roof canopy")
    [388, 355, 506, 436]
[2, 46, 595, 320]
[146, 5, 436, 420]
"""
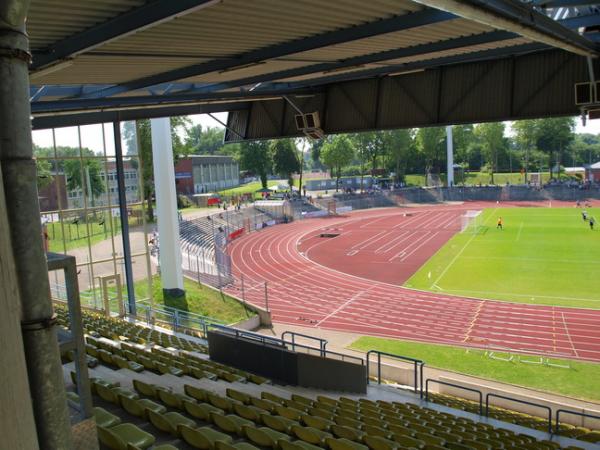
[26, 0, 600, 133]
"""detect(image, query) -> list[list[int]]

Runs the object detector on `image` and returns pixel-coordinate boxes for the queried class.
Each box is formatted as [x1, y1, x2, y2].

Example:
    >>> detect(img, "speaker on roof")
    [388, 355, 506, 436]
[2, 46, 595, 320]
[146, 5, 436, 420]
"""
[304, 112, 320, 129]
[295, 114, 306, 131]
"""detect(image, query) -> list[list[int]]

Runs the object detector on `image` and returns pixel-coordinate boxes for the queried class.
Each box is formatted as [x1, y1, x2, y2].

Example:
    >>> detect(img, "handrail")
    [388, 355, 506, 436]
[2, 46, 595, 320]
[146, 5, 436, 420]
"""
[366, 350, 425, 396]
[281, 331, 328, 357]
[486, 393, 552, 434]
[425, 379, 483, 416]
[209, 324, 364, 365]
[555, 409, 600, 434]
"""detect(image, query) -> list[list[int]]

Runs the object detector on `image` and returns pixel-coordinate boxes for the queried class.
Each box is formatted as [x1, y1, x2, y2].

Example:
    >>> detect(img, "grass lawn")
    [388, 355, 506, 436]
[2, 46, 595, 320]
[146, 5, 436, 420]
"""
[47, 219, 122, 253]
[92, 275, 255, 325]
[350, 336, 600, 402]
[219, 180, 283, 197]
[405, 207, 600, 309]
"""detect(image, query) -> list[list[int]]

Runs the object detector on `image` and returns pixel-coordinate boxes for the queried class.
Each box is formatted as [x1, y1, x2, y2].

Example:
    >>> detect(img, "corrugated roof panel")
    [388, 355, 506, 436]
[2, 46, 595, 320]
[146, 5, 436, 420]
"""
[94, 0, 422, 57]
[27, 0, 145, 50]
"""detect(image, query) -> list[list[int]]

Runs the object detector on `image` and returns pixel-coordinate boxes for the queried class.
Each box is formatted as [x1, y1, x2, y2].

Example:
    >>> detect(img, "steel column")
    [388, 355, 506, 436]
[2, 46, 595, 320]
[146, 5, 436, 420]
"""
[113, 121, 137, 316]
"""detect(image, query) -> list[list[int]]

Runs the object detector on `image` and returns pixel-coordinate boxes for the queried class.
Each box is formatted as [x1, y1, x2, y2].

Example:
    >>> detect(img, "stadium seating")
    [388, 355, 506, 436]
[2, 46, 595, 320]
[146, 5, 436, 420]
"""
[58, 304, 597, 449]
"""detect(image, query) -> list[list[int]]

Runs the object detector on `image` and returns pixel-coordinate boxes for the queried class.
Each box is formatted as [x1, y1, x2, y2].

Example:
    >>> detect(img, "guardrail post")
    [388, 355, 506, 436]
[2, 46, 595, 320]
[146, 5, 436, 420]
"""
[241, 275, 246, 303]
[264, 281, 269, 311]
[377, 352, 381, 385]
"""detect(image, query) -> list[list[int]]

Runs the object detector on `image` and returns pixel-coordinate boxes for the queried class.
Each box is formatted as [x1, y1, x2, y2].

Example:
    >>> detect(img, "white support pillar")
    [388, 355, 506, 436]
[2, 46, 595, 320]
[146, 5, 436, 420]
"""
[151, 118, 184, 295]
[446, 125, 454, 187]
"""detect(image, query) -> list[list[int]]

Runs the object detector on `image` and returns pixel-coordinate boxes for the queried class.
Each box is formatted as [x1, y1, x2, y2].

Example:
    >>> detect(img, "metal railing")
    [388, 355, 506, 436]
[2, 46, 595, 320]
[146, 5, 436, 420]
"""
[425, 379, 483, 415]
[209, 324, 363, 365]
[281, 331, 328, 356]
[366, 350, 425, 396]
[485, 393, 552, 434]
[555, 409, 600, 434]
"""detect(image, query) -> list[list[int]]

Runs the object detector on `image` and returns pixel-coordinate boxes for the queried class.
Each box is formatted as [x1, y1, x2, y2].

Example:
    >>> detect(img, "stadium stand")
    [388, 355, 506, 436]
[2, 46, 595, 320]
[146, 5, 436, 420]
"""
[57, 304, 599, 449]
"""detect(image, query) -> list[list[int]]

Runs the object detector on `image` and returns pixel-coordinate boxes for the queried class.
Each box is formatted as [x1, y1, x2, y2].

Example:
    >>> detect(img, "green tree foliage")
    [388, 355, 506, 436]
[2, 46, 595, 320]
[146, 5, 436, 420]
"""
[271, 139, 300, 188]
[535, 117, 575, 177]
[238, 140, 272, 189]
[33, 145, 105, 199]
[416, 127, 445, 181]
[321, 135, 355, 191]
[381, 129, 413, 182]
[512, 119, 538, 180]
[570, 133, 600, 166]
[186, 125, 225, 154]
[310, 139, 326, 171]
[474, 122, 505, 183]
[123, 117, 191, 221]
[452, 125, 474, 168]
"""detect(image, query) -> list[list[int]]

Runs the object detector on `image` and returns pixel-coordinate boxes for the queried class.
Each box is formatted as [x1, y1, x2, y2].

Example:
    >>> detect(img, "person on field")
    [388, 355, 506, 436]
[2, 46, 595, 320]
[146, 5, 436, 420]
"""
[590, 216, 596, 230]
[582, 210, 588, 221]
[497, 217, 503, 230]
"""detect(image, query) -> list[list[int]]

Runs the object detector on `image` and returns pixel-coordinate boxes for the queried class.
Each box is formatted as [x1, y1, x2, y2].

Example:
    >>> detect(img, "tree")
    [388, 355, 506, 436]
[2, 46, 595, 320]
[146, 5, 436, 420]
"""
[535, 117, 575, 178]
[452, 125, 474, 168]
[271, 139, 300, 189]
[238, 140, 272, 188]
[381, 129, 413, 183]
[123, 117, 191, 221]
[416, 127, 445, 184]
[35, 158, 53, 191]
[310, 139, 326, 171]
[474, 122, 505, 184]
[512, 119, 538, 182]
[186, 125, 226, 155]
[320, 135, 355, 192]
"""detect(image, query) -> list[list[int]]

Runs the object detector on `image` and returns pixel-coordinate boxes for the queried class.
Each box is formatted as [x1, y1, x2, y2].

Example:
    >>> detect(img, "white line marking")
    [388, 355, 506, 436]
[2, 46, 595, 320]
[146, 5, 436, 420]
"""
[516, 222, 523, 241]
[561, 312, 579, 358]
[316, 289, 370, 326]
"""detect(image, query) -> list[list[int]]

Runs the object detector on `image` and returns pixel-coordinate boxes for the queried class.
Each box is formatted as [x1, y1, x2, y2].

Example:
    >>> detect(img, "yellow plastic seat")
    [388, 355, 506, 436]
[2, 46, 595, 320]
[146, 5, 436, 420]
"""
[185, 384, 212, 402]
[183, 399, 223, 422]
[93, 407, 121, 428]
[291, 394, 314, 407]
[302, 414, 334, 431]
[215, 441, 261, 450]
[211, 412, 254, 436]
[243, 425, 291, 449]
[97, 423, 155, 450]
[331, 424, 365, 442]
[326, 437, 370, 450]
[276, 406, 305, 422]
[279, 439, 322, 450]
[262, 392, 287, 405]
[391, 433, 425, 449]
[157, 389, 193, 410]
[132, 379, 158, 398]
[147, 410, 196, 437]
[119, 395, 166, 419]
[291, 425, 332, 446]
[208, 392, 236, 412]
[234, 403, 263, 422]
[226, 388, 252, 404]
[362, 425, 390, 439]
[179, 424, 233, 450]
[250, 397, 278, 413]
[260, 412, 299, 433]
[363, 435, 398, 450]
[334, 416, 362, 429]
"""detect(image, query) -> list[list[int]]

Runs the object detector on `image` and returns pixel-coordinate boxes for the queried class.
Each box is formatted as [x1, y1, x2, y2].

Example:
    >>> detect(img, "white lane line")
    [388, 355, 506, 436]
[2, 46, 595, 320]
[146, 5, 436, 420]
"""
[315, 289, 371, 326]
[516, 222, 523, 241]
[561, 312, 579, 358]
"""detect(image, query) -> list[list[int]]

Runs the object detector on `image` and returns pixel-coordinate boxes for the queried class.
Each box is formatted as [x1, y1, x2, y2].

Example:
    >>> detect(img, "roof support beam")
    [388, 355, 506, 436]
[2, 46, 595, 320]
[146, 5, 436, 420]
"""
[31, 102, 249, 130]
[31, 0, 220, 71]
[411, 0, 598, 56]
[190, 30, 518, 94]
[560, 13, 600, 30]
[30, 88, 321, 114]
[288, 42, 548, 89]
[80, 8, 457, 99]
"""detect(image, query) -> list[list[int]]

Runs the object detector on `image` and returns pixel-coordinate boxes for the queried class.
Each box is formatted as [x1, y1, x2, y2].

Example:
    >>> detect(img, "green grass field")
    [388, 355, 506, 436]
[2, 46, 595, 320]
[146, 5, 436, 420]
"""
[350, 336, 600, 401]
[405, 207, 600, 309]
[83, 276, 255, 325]
[218, 180, 283, 197]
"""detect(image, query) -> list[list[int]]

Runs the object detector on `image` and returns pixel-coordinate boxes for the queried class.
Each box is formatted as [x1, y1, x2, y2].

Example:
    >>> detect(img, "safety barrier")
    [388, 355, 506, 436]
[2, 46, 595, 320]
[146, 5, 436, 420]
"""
[555, 409, 600, 434]
[425, 379, 483, 415]
[366, 350, 424, 396]
[486, 393, 552, 434]
[282, 331, 328, 357]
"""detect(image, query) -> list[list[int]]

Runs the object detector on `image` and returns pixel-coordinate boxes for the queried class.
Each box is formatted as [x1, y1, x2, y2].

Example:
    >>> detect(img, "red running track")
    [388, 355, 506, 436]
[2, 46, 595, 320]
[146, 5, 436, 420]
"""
[225, 203, 600, 362]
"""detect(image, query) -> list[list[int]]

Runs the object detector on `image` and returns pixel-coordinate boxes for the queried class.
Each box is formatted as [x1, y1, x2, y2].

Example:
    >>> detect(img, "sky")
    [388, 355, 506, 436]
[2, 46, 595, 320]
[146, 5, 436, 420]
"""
[31, 112, 600, 154]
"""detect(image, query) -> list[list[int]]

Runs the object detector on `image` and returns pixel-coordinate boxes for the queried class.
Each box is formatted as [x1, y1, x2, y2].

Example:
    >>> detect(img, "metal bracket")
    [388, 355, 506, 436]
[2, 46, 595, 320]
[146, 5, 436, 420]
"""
[21, 313, 58, 331]
[0, 47, 31, 62]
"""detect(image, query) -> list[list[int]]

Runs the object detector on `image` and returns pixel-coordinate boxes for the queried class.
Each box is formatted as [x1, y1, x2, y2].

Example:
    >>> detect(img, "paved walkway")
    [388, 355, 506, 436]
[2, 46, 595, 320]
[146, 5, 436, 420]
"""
[256, 322, 600, 413]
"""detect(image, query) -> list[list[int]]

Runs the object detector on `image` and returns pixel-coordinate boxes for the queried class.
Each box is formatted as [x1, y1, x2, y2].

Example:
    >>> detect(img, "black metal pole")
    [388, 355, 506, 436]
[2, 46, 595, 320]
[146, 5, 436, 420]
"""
[113, 121, 136, 316]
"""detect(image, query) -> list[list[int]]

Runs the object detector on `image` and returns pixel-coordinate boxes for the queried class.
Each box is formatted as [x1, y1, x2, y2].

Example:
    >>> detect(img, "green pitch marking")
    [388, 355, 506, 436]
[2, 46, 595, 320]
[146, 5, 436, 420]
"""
[405, 207, 600, 309]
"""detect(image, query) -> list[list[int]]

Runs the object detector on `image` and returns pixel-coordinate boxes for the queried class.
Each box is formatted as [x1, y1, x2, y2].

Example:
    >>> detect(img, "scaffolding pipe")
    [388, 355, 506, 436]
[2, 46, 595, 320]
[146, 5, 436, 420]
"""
[0, 2, 73, 448]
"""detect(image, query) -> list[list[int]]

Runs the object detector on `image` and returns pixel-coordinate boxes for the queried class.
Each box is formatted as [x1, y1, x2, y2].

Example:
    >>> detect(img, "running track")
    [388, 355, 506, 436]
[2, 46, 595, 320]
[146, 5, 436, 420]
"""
[225, 204, 600, 362]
